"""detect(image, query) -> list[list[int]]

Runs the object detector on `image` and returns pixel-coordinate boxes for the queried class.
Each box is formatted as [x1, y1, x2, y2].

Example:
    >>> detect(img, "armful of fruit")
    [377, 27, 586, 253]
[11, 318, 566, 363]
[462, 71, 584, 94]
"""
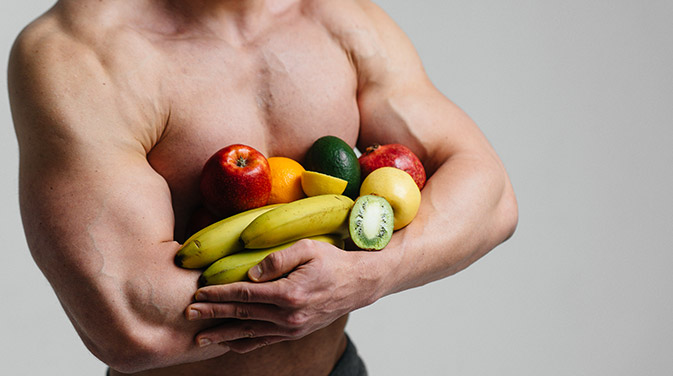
[179, 133, 516, 352]
[174, 138, 426, 352]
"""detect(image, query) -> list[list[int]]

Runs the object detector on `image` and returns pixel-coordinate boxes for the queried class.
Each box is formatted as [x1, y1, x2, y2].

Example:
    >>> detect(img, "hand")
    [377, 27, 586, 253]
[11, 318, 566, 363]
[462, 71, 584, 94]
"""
[185, 239, 375, 353]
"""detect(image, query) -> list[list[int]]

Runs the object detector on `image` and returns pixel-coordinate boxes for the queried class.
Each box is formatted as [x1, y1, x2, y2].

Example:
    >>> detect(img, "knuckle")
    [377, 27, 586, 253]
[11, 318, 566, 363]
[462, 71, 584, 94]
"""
[263, 251, 285, 273]
[285, 311, 309, 328]
[283, 285, 308, 307]
[204, 306, 218, 318]
[241, 326, 256, 338]
[296, 239, 320, 255]
[258, 337, 272, 348]
[295, 238, 314, 248]
[233, 304, 250, 319]
[236, 286, 253, 302]
[235, 338, 271, 354]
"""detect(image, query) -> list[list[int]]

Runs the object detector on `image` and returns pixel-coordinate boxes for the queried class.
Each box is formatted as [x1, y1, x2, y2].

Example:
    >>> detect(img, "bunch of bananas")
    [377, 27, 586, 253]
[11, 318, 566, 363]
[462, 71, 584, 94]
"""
[175, 194, 354, 285]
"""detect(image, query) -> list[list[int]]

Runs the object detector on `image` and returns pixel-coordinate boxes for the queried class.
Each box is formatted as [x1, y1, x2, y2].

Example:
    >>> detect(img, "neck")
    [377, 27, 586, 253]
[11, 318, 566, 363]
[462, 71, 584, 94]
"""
[168, 0, 266, 14]
[165, 0, 291, 43]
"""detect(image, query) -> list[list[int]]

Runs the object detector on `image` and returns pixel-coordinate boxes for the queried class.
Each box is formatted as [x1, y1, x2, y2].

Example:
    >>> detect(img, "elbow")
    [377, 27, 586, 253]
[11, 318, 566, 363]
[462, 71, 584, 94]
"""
[104, 342, 159, 374]
[84, 327, 173, 374]
[497, 175, 519, 244]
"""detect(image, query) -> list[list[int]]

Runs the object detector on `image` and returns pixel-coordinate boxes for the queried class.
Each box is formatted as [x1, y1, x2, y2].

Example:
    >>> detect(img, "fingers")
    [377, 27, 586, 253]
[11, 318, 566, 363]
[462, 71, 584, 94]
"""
[186, 240, 344, 353]
[248, 239, 317, 282]
[194, 320, 302, 353]
[195, 280, 299, 306]
[194, 239, 334, 305]
[187, 302, 281, 324]
[186, 295, 313, 351]
[194, 241, 321, 305]
[186, 300, 311, 328]
[224, 336, 287, 354]
[196, 320, 276, 344]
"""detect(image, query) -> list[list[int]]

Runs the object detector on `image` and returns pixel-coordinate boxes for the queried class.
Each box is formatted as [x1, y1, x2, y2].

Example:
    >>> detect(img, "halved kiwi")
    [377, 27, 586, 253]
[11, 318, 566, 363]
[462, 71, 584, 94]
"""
[349, 195, 394, 251]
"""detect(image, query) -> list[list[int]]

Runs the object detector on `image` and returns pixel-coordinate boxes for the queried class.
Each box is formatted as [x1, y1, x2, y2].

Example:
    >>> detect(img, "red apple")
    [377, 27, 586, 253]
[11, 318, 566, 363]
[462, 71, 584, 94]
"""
[200, 144, 271, 217]
[358, 143, 426, 190]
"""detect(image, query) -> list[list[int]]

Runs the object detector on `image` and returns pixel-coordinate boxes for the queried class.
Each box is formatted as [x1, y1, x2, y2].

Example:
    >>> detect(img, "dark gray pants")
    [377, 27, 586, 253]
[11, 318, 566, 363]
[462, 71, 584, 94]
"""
[330, 334, 368, 376]
[106, 334, 367, 375]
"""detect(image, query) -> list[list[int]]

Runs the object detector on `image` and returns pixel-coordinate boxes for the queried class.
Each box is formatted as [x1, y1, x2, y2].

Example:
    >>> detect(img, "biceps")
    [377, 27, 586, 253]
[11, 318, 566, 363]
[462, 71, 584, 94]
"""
[18, 149, 197, 347]
[19, 149, 175, 287]
[352, 4, 495, 173]
[357, 84, 480, 175]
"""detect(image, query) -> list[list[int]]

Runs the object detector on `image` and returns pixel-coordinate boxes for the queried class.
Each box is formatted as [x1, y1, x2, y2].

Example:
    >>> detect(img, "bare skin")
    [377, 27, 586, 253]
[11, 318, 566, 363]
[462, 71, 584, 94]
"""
[9, 0, 518, 375]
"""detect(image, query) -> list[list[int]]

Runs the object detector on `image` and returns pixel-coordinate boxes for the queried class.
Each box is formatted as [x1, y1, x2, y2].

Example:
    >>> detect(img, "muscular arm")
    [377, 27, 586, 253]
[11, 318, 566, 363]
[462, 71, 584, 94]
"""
[9, 23, 225, 372]
[351, 0, 518, 295]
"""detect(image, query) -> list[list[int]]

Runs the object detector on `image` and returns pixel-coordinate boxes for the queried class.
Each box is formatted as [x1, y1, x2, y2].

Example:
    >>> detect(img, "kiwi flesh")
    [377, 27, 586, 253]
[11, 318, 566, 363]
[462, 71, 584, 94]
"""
[349, 195, 394, 250]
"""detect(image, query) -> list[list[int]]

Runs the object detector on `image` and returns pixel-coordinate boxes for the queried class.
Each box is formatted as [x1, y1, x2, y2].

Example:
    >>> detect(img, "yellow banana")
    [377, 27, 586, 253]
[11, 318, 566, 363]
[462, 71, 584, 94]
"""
[199, 234, 345, 286]
[175, 204, 283, 269]
[240, 194, 354, 249]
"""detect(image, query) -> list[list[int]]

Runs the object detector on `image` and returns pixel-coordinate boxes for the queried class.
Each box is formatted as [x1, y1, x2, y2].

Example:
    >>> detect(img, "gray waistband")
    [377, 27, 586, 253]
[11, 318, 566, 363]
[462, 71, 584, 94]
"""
[106, 334, 367, 375]
[329, 334, 368, 376]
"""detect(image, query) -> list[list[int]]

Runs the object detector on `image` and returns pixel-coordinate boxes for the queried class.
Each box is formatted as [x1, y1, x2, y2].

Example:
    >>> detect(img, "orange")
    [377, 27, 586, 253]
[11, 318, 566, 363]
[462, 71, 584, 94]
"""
[267, 157, 306, 204]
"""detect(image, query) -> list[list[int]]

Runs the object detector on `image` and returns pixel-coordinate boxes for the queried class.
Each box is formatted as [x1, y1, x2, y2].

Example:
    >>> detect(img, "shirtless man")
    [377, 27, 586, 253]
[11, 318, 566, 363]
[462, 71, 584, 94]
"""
[9, 0, 518, 374]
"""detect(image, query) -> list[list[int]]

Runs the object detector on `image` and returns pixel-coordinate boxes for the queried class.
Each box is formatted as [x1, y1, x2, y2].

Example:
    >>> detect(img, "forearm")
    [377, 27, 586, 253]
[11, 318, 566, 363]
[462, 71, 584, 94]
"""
[358, 151, 518, 301]
[49, 240, 227, 373]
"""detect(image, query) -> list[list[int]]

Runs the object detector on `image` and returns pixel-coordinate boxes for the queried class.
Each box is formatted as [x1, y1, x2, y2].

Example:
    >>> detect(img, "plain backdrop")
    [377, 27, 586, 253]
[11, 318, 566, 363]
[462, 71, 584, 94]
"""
[2, 1, 672, 375]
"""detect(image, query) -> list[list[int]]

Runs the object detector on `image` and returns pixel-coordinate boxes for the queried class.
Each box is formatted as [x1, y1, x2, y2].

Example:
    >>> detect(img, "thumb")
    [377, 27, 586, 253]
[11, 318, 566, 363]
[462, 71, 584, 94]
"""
[248, 240, 315, 282]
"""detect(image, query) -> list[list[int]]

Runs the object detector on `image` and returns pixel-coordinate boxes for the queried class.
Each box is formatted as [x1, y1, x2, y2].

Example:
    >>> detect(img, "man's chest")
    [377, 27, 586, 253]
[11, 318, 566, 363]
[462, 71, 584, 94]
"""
[143, 27, 361, 222]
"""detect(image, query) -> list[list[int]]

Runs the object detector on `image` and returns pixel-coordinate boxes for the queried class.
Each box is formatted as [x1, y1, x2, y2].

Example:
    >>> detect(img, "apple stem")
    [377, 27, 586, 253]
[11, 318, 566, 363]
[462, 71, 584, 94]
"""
[236, 156, 248, 167]
[365, 144, 380, 154]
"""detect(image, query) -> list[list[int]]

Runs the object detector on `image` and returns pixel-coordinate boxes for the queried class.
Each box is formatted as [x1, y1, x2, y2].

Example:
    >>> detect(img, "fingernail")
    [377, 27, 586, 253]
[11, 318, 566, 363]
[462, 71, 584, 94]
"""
[187, 308, 200, 320]
[198, 338, 212, 347]
[194, 291, 206, 301]
[249, 265, 262, 280]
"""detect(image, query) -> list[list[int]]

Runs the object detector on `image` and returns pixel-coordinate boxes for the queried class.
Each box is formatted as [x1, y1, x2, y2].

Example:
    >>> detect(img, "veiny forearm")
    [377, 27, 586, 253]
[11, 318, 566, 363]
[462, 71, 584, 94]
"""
[358, 151, 518, 301]
[33, 237, 228, 373]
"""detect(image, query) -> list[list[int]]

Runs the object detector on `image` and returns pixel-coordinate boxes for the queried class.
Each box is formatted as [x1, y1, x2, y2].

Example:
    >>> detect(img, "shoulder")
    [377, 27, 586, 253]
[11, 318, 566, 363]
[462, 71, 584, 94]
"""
[302, 0, 406, 43]
[9, 3, 165, 154]
[11, 1, 151, 70]
[301, 0, 381, 22]
[302, 0, 427, 89]
[10, 1, 161, 92]
[302, 0, 384, 43]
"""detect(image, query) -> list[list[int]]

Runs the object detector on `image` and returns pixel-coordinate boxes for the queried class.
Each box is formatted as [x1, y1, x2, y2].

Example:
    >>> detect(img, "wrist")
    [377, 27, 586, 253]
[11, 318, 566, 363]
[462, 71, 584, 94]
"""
[349, 245, 402, 308]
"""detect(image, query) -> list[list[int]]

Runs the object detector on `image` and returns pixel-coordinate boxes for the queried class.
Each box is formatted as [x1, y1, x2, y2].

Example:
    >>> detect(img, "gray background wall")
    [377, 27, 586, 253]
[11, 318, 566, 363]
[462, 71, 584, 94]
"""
[2, 1, 671, 375]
